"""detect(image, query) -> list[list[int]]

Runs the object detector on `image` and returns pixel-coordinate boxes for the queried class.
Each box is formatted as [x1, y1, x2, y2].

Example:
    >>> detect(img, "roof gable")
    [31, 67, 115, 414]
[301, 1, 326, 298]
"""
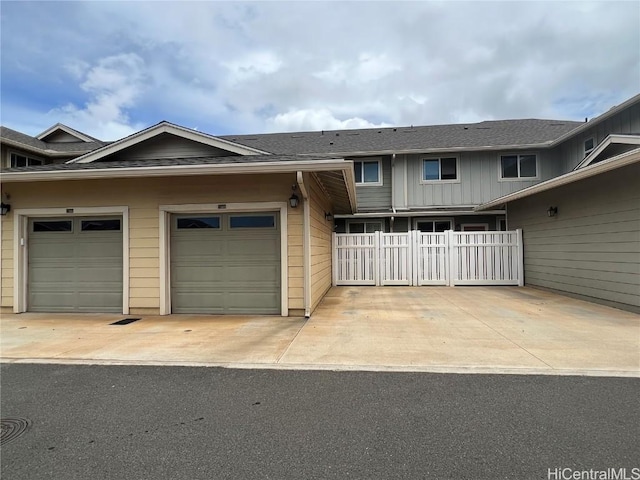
[36, 123, 99, 143]
[67, 121, 271, 164]
[573, 134, 640, 170]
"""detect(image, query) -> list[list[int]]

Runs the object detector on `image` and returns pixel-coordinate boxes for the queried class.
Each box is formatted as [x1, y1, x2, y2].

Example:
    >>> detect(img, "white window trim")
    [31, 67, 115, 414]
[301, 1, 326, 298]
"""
[346, 219, 384, 233]
[460, 223, 489, 232]
[498, 153, 540, 181]
[419, 156, 461, 184]
[12, 206, 130, 314]
[412, 217, 454, 232]
[159, 202, 288, 316]
[354, 158, 383, 186]
[8, 150, 45, 168]
[583, 137, 595, 158]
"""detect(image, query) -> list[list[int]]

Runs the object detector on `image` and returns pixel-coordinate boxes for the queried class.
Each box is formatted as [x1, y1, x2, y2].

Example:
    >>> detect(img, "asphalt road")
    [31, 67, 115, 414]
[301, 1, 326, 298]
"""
[1, 364, 638, 480]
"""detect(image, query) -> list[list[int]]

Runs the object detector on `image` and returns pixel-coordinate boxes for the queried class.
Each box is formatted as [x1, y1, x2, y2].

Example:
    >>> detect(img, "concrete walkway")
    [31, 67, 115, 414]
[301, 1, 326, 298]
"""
[1, 287, 639, 377]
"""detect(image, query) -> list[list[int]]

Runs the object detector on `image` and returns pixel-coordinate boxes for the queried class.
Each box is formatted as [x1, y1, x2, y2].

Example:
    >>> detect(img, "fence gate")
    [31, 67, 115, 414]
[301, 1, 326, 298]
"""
[332, 230, 523, 287]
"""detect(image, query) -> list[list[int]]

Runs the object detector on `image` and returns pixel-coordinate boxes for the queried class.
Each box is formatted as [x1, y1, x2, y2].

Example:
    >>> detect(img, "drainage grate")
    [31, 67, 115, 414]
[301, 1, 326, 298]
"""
[1, 418, 31, 446]
[110, 318, 141, 326]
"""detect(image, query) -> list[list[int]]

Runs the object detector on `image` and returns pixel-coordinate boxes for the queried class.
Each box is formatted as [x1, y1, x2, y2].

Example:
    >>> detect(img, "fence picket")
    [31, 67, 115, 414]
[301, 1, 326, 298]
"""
[333, 230, 522, 286]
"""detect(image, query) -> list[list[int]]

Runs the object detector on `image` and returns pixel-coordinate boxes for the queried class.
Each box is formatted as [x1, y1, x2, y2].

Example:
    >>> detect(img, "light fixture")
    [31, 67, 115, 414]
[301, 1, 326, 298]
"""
[0, 202, 10, 216]
[547, 206, 558, 217]
[289, 185, 300, 208]
[324, 212, 333, 222]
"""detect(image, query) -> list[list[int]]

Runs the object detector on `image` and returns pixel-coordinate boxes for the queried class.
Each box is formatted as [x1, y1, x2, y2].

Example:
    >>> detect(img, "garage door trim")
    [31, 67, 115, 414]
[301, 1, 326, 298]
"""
[159, 202, 289, 316]
[12, 206, 129, 314]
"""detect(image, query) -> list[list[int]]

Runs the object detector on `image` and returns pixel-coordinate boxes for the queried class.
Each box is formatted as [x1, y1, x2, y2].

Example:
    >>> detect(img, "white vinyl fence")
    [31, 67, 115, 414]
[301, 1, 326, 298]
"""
[333, 230, 523, 287]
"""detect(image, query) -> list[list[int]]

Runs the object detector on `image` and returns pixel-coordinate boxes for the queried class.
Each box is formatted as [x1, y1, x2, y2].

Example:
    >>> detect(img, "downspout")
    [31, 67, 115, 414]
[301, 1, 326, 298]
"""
[391, 154, 396, 232]
[296, 171, 311, 319]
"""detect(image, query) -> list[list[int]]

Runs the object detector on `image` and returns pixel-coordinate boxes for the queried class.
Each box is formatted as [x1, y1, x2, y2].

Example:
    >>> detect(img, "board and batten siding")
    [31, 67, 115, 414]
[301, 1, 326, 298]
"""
[0, 173, 304, 315]
[307, 173, 333, 312]
[104, 133, 241, 162]
[508, 162, 640, 313]
[400, 150, 559, 208]
[352, 156, 392, 210]
[554, 102, 640, 172]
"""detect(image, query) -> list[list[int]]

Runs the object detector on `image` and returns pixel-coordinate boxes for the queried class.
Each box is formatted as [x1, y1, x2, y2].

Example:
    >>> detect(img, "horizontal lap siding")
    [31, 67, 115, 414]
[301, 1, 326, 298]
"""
[508, 163, 640, 312]
[0, 173, 303, 314]
[1, 214, 14, 309]
[308, 173, 333, 312]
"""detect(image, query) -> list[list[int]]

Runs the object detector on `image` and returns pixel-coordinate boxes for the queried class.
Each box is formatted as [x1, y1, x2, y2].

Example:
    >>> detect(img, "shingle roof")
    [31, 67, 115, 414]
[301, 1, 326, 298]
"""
[0, 126, 107, 154]
[220, 119, 583, 155]
[2, 154, 337, 172]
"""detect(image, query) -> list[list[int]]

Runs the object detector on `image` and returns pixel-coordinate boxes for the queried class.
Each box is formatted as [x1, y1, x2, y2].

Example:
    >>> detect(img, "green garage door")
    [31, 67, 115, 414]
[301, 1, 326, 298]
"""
[28, 217, 123, 312]
[171, 212, 281, 314]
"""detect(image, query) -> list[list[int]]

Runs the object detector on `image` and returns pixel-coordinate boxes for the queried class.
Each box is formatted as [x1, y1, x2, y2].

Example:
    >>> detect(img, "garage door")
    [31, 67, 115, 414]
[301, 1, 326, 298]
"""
[170, 212, 281, 314]
[28, 217, 123, 312]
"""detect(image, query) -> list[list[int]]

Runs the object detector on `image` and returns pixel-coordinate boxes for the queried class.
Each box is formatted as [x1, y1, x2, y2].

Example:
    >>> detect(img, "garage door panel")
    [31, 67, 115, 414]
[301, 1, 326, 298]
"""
[28, 217, 123, 313]
[171, 212, 280, 314]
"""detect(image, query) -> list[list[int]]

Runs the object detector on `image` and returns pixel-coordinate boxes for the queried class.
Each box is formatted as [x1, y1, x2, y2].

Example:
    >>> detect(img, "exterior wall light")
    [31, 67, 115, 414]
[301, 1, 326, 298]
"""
[547, 206, 558, 217]
[325, 212, 333, 221]
[289, 192, 300, 208]
[0, 202, 11, 216]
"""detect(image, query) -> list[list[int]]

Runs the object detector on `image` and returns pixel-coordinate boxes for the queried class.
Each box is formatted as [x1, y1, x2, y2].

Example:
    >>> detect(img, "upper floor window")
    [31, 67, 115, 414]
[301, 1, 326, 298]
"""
[422, 157, 458, 182]
[347, 220, 383, 233]
[354, 159, 381, 185]
[414, 219, 452, 232]
[10, 152, 44, 168]
[584, 138, 595, 157]
[500, 154, 537, 180]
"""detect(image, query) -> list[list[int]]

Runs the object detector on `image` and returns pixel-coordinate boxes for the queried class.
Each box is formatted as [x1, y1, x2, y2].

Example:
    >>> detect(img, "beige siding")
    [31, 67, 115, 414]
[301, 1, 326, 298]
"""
[1, 210, 14, 308]
[307, 173, 334, 312]
[0, 173, 305, 315]
[508, 162, 640, 313]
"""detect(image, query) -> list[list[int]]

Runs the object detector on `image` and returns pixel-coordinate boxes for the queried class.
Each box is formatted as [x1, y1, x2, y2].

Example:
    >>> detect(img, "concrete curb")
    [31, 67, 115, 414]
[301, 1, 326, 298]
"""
[2, 357, 638, 378]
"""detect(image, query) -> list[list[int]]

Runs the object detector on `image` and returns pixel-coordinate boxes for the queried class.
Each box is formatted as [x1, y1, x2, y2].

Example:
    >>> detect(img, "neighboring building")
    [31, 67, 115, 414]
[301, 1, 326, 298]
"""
[1, 94, 638, 315]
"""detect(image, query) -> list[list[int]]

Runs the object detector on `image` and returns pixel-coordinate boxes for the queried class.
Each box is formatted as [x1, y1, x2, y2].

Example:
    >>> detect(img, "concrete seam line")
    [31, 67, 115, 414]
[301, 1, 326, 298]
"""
[274, 319, 309, 364]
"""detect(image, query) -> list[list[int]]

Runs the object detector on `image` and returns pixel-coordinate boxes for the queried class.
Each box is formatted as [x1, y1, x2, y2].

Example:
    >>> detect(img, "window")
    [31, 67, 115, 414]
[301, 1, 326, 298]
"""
[422, 157, 458, 182]
[81, 219, 121, 231]
[354, 159, 381, 185]
[33, 220, 72, 232]
[584, 138, 595, 157]
[177, 217, 220, 229]
[229, 215, 276, 228]
[347, 221, 382, 233]
[415, 220, 451, 232]
[461, 224, 488, 232]
[500, 154, 537, 179]
[10, 153, 44, 168]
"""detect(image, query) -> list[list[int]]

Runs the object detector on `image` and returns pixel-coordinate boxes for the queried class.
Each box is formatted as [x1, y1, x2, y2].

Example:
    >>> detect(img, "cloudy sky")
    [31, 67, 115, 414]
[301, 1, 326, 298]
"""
[1, 1, 638, 140]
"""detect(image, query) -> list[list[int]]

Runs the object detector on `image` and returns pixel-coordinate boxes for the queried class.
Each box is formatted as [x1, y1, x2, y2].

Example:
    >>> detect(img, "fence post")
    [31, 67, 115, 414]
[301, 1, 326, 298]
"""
[447, 230, 455, 287]
[516, 228, 524, 287]
[332, 232, 338, 286]
[411, 230, 418, 286]
[374, 231, 381, 286]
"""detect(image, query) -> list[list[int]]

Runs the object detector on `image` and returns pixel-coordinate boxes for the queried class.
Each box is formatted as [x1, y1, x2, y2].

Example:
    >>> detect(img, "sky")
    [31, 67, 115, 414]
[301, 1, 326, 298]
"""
[1, 1, 639, 141]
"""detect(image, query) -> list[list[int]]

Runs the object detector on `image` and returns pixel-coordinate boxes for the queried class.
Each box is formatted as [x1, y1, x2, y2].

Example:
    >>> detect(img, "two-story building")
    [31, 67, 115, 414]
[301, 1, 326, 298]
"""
[1, 93, 638, 315]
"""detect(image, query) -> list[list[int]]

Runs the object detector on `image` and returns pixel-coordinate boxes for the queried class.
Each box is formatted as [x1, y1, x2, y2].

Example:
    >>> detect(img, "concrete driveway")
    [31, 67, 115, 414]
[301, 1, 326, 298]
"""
[1, 287, 638, 376]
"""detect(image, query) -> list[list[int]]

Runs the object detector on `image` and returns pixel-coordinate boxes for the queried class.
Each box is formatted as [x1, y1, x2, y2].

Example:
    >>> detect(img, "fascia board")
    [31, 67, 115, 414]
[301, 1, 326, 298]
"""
[301, 143, 554, 158]
[0, 159, 351, 183]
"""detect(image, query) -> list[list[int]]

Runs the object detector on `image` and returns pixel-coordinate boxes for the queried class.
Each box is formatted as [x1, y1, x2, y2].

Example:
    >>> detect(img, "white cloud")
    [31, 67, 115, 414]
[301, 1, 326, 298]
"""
[267, 108, 391, 132]
[1, 1, 638, 137]
[52, 53, 147, 140]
